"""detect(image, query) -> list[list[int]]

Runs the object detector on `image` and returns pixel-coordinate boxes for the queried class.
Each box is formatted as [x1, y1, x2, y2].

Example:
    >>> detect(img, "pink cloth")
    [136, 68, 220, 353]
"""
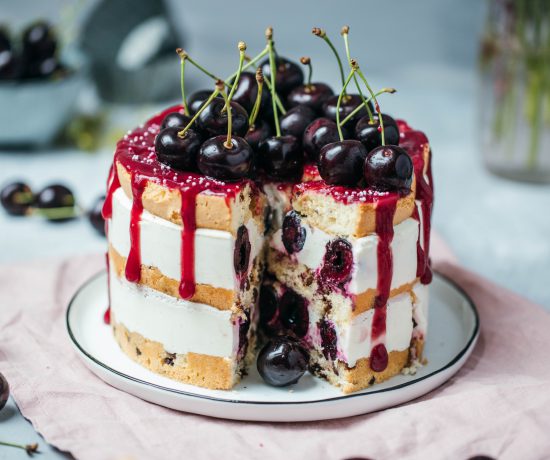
[1, 239, 550, 460]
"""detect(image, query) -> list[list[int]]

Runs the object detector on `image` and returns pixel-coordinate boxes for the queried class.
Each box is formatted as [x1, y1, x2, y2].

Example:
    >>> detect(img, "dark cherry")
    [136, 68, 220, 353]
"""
[0, 371, 9, 411]
[198, 135, 254, 181]
[320, 238, 354, 285]
[238, 309, 251, 354]
[234, 225, 251, 276]
[355, 113, 400, 152]
[260, 56, 304, 95]
[279, 289, 309, 338]
[231, 71, 269, 113]
[0, 28, 9, 52]
[197, 98, 249, 137]
[319, 318, 338, 361]
[245, 119, 272, 151]
[280, 105, 316, 140]
[22, 21, 57, 61]
[258, 135, 304, 182]
[88, 195, 106, 236]
[0, 182, 33, 216]
[22, 56, 60, 79]
[287, 83, 334, 113]
[364, 145, 413, 192]
[257, 336, 309, 387]
[155, 127, 201, 171]
[282, 210, 306, 254]
[259, 284, 279, 331]
[303, 117, 341, 161]
[322, 94, 373, 126]
[0, 49, 17, 79]
[370, 343, 388, 372]
[318, 140, 367, 186]
[160, 112, 192, 131]
[35, 184, 75, 222]
[187, 90, 221, 116]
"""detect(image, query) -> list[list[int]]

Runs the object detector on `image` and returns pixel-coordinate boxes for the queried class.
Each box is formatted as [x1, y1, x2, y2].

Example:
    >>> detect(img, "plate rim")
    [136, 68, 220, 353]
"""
[66, 270, 480, 406]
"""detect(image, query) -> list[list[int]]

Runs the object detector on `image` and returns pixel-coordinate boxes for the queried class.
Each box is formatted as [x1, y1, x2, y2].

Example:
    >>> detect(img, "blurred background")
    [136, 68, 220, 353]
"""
[1, 0, 549, 309]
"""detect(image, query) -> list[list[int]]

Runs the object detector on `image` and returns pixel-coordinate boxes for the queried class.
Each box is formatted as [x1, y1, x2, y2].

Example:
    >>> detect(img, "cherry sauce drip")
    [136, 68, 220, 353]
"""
[179, 188, 198, 299]
[125, 173, 146, 283]
[101, 163, 120, 221]
[369, 196, 397, 372]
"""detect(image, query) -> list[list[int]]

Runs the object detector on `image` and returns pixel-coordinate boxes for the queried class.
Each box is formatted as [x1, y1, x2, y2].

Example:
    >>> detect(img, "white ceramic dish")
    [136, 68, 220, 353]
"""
[66, 272, 479, 422]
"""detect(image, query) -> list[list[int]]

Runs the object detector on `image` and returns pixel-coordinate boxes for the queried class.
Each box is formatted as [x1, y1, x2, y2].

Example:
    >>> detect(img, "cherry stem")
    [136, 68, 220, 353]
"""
[341, 29, 373, 122]
[266, 28, 281, 137]
[312, 28, 346, 91]
[355, 66, 385, 145]
[177, 86, 220, 137]
[224, 41, 246, 112]
[219, 86, 233, 149]
[176, 48, 188, 115]
[249, 68, 264, 126]
[225, 47, 268, 84]
[0, 440, 40, 456]
[243, 55, 286, 115]
[336, 67, 356, 141]
[339, 87, 396, 127]
[300, 56, 312, 86]
[184, 54, 228, 88]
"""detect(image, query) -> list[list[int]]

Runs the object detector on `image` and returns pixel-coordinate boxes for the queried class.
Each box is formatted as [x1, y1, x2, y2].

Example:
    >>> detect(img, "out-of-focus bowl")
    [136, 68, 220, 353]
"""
[0, 51, 87, 148]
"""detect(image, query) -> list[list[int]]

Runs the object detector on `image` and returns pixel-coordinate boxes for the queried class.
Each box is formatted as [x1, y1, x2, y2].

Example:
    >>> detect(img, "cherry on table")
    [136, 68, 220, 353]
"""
[355, 113, 400, 152]
[198, 135, 254, 181]
[258, 135, 304, 182]
[0, 371, 9, 411]
[160, 112, 192, 131]
[245, 120, 272, 151]
[280, 105, 316, 140]
[35, 184, 76, 222]
[257, 336, 309, 387]
[260, 56, 304, 95]
[303, 117, 342, 161]
[0, 182, 33, 216]
[197, 98, 249, 137]
[318, 140, 367, 186]
[155, 127, 201, 171]
[22, 21, 57, 61]
[364, 145, 413, 192]
[88, 195, 106, 236]
[287, 82, 333, 114]
[323, 94, 372, 127]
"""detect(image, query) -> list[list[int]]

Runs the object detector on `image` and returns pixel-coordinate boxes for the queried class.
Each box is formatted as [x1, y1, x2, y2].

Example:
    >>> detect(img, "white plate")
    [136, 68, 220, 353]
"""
[66, 272, 479, 422]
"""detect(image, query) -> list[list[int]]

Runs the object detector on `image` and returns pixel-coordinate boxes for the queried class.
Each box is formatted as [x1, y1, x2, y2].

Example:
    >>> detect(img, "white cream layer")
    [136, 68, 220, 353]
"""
[109, 187, 263, 290]
[333, 288, 422, 367]
[271, 218, 419, 294]
[110, 271, 237, 357]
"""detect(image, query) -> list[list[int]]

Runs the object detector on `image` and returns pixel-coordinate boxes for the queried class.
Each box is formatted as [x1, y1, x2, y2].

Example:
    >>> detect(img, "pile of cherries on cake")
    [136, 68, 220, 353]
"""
[155, 27, 414, 388]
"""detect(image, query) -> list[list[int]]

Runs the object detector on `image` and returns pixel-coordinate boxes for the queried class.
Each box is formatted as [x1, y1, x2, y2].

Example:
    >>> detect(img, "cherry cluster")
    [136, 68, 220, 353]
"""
[155, 26, 413, 194]
[0, 21, 67, 80]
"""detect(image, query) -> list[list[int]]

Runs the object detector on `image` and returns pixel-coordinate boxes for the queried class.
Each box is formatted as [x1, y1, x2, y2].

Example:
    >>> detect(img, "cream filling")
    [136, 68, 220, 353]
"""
[333, 289, 420, 367]
[110, 272, 237, 357]
[109, 187, 263, 291]
[271, 218, 419, 294]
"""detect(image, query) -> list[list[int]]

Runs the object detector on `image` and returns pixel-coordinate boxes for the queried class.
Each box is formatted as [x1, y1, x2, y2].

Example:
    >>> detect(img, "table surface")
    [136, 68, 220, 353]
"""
[2, 1, 550, 459]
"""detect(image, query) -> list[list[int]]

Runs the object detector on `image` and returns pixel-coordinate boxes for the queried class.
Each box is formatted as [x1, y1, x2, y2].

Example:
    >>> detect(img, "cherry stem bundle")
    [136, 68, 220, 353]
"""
[176, 48, 188, 115]
[355, 65, 385, 145]
[341, 27, 373, 122]
[339, 87, 396, 127]
[336, 67, 357, 141]
[266, 27, 281, 137]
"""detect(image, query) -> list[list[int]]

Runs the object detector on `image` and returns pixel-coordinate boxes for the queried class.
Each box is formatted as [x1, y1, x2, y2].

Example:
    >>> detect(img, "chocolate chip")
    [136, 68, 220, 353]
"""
[164, 352, 176, 366]
[369, 376, 376, 386]
[136, 347, 142, 356]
